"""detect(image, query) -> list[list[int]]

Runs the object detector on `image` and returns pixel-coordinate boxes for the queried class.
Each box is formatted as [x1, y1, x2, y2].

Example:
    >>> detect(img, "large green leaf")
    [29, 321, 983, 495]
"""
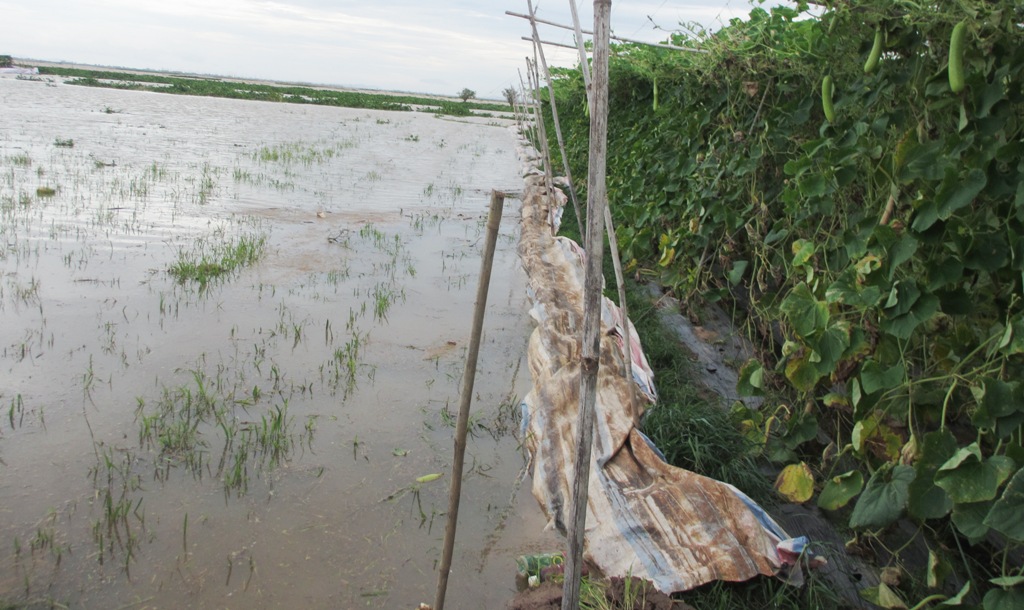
[964, 231, 1009, 272]
[983, 586, 1024, 610]
[936, 167, 988, 219]
[818, 469, 864, 510]
[983, 467, 1024, 542]
[883, 281, 920, 317]
[860, 359, 905, 394]
[908, 476, 953, 520]
[908, 430, 958, 520]
[913, 166, 984, 231]
[850, 464, 915, 530]
[952, 501, 993, 542]
[971, 377, 1023, 430]
[780, 283, 828, 338]
[886, 234, 919, 280]
[797, 173, 830, 197]
[825, 272, 883, 307]
[881, 293, 940, 340]
[935, 444, 1016, 504]
[898, 139, 945, 183]
[785, 351, 822, 393]
[812, 321, 851, 373]
[926, 256, 965, 290]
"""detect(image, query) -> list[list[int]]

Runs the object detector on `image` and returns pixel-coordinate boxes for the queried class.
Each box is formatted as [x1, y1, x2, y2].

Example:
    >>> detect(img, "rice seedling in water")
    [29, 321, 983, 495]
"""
[135, 364, 303, 495]
[168, 231, 266, 288]
[53, 137, 74, 148]
[7, 393, 25, 429]
[88, 444, 146, 571]
[371, 282, 405, 322]
[326, 330, 364, 395]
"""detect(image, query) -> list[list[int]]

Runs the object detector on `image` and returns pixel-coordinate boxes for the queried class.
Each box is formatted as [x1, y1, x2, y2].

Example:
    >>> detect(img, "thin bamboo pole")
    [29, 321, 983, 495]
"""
[569, 0, 591, 95]
[521, 36, 579, 50]
[562, 2, 610, 608]
[527, 0, 585, 238]
[433, 190, 505, 610]
[506, 10, 706, 53]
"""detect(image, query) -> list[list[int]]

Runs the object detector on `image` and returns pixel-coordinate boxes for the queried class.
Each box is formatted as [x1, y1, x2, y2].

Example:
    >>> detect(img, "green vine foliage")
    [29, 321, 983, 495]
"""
[546, 1, 1024, 605]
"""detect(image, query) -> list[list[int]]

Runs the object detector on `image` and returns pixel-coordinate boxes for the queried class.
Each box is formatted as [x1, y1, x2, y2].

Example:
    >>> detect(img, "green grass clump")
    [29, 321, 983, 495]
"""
[625, 283, 772, 503]
[35, 186, 57, 197]
[168, 232, 266, 287]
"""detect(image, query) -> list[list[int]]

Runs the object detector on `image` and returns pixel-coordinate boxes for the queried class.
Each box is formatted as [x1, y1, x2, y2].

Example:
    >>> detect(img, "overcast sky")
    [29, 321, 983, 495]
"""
[1, 1, 787, 99]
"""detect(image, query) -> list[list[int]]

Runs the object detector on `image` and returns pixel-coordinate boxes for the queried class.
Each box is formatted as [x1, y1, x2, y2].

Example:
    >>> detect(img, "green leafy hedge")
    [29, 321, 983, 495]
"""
[545, 1, 1024, 607]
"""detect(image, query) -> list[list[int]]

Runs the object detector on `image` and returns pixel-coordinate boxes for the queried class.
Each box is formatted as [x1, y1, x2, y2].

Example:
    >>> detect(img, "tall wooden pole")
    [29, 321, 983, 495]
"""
[433, 191, 505, 610]
[566, 0, 636, 407]
[562, 2, 611, 609]
[527, 0, 585, 238]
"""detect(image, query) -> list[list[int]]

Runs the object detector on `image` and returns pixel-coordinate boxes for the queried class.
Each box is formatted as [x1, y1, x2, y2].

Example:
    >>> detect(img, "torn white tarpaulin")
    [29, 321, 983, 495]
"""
[513, 135, 820, 592]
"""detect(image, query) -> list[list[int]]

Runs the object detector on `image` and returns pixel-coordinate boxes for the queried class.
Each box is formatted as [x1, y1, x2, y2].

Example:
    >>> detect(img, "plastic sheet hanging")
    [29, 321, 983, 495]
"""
[513, 134, 821, 592]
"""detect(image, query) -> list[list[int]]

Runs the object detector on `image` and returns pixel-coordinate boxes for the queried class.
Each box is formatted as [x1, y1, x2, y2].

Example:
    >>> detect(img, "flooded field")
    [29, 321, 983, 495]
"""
[0, 75, 555, 608]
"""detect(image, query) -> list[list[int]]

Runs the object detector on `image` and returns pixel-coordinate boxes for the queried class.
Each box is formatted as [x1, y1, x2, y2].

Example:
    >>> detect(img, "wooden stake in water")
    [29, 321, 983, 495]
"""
[433, 190, 505, 610]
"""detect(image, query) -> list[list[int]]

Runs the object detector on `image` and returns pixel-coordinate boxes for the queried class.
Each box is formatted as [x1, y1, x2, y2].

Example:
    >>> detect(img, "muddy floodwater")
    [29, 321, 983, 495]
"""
[0, 75, 556, 608]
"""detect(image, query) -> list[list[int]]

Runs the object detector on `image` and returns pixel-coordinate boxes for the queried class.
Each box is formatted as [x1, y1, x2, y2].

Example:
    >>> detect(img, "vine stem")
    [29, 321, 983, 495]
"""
[908, 593, 948, 610]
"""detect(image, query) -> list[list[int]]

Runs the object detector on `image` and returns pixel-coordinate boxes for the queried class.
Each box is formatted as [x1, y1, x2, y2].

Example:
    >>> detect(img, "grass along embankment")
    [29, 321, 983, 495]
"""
[27, 63, 511, 117]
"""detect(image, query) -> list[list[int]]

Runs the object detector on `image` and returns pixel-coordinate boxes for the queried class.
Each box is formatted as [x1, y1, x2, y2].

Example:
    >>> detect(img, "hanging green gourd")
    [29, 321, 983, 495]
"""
[821, 75, 836, 123]
[864, 28, 883, 74]
[652, 76, 658, 111]
[948, 20, 967, 93]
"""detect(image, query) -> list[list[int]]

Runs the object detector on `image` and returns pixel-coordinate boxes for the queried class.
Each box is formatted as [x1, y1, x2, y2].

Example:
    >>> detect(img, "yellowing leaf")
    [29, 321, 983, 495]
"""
[855, 254, 882, 278]
[859, 583, 907, 609]
[416, 473, 443, 484]
[775, 462, 815, 503]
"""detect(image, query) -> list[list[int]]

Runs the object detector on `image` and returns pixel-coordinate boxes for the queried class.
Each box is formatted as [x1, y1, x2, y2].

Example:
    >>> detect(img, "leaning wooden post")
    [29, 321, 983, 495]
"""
[527, 0, 586, 238]
[562, 2, 611, 609]
[434, 190, 505, 610]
